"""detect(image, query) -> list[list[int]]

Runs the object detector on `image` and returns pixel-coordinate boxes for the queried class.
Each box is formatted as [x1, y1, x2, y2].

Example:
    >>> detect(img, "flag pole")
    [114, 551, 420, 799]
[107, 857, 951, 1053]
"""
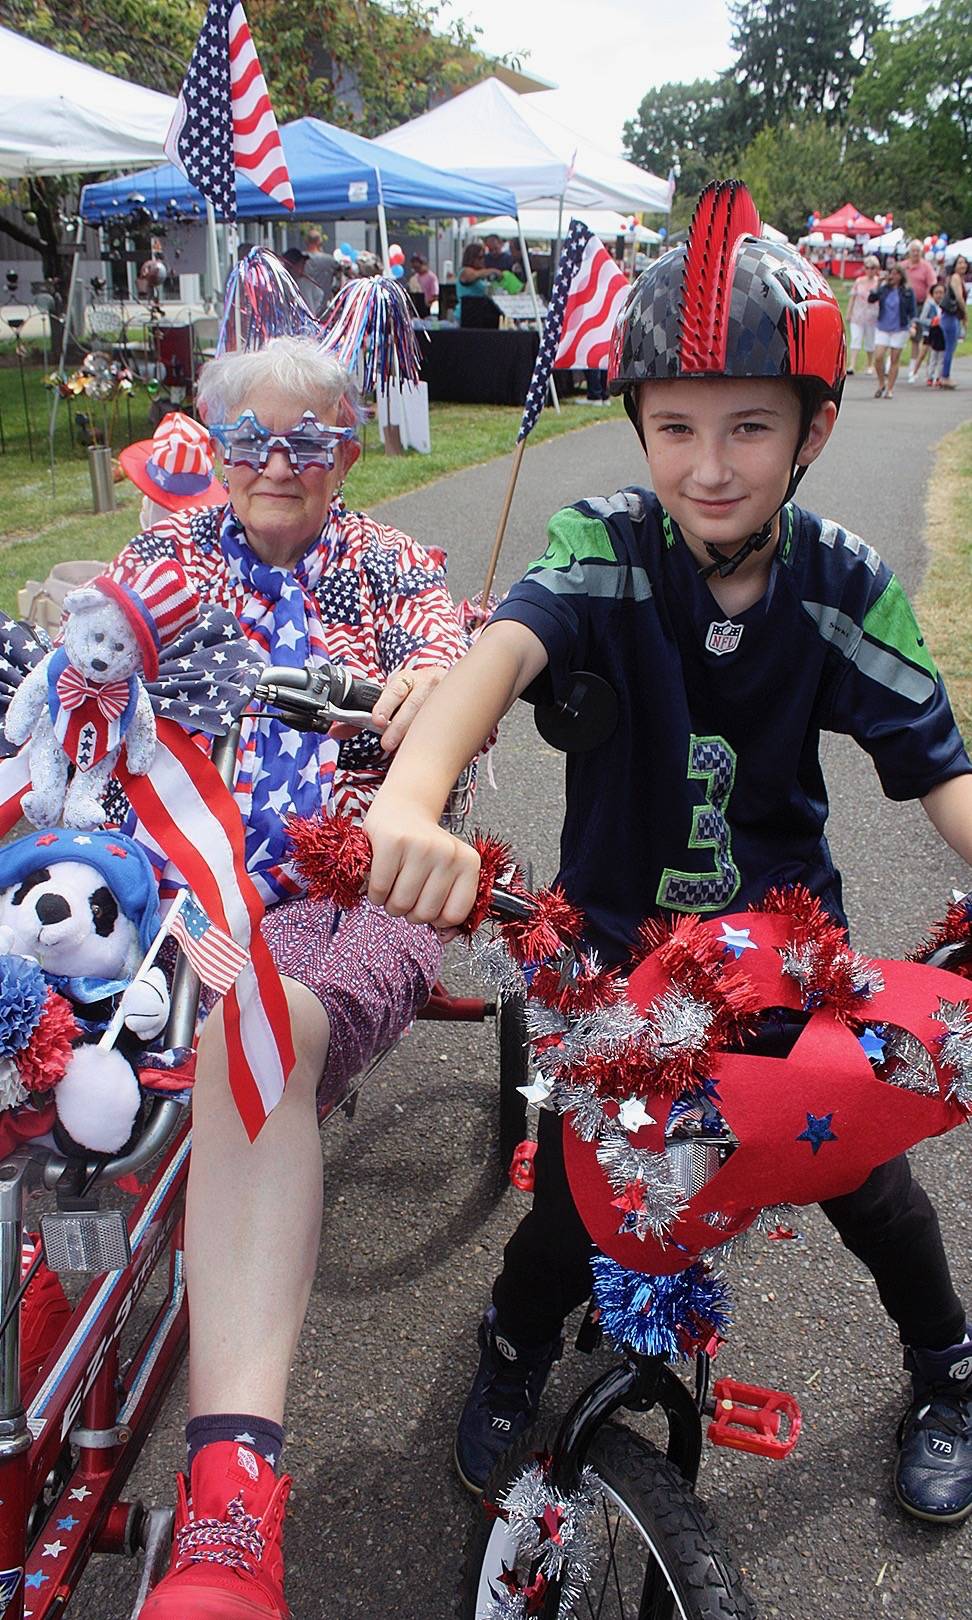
[479, 437, 526, 612]
[97, 888, 190, 1052]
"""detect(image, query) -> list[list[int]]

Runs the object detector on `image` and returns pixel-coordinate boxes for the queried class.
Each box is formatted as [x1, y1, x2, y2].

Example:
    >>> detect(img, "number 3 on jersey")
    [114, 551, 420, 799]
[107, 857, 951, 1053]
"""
[657, 735, 740, 912]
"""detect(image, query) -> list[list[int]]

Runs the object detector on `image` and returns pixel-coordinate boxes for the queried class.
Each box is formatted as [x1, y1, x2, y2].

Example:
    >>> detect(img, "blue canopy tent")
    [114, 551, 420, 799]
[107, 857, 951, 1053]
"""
[80, 115, 519, 267]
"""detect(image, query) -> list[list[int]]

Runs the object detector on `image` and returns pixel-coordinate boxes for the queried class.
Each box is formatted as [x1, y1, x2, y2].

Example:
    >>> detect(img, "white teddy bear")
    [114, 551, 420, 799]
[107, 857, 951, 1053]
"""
[4, 559, 199, 830]
[0, 828, 172, 1155]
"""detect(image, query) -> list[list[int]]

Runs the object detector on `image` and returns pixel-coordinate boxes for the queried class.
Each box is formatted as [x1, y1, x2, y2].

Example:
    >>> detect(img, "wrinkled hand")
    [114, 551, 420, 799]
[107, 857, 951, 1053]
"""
[371, 666, 447, 754]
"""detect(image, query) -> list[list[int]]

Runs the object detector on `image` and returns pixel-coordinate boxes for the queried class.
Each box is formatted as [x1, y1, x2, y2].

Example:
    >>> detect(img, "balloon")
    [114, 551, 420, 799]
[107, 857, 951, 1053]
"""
[940, 232, 949, 244]
[339, 242, 358, 262]
[390, 262, 405, 278]
[388, 243, 405, 267]
[658, 226, 667, 239]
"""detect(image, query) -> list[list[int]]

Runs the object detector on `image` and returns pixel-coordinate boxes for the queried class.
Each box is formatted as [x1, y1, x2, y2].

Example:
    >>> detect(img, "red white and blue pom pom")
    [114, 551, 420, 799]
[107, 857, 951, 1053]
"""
[590, 1253, 731, 1359]
[217, 247, 321, 355]
[318, 276, 424, 392]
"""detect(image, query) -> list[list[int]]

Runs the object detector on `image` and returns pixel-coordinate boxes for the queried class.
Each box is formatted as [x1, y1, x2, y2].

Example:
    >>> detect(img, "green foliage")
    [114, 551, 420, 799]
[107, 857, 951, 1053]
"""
[848, 0, 972, 235]
[728, 0, 888, 130]
[622, 79, 752, 200]
[738, 117, 854, 239]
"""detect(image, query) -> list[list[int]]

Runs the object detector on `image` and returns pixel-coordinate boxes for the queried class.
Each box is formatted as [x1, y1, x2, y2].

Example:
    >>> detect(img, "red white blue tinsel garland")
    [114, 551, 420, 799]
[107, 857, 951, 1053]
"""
[317, 276, 424, 392]
[216, 247, 321, 355]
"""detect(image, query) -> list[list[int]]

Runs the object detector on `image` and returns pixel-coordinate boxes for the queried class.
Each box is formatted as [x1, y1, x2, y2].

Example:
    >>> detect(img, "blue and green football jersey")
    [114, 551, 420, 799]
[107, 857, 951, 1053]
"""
[490, 490, 970, 965]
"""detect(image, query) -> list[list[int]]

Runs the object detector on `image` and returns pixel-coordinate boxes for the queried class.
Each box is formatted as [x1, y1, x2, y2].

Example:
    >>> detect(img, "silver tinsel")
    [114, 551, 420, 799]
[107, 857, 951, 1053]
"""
[560, 999, 648, 1067]
[779, 940, 884, 1004]
[646, 984, 715, 1058]
[934, 997, 972, 1110]
[881, 1026, 941, 1098]
[468, 935, 528, 1001]
[752, 1202, 797, 1235]
[0, 1057, 26, 1113]
[554, 1080, 608, 1141]
[498, 1461, 599, 1590]
[596, 1127, 687, 1237]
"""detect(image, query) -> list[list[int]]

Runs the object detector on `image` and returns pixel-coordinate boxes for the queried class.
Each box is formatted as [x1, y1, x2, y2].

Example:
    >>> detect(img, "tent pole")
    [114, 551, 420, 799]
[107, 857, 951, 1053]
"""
[47, 217, 83, 495]
[375, 173, 391, 268]
[516, 216, 559, 415]
[205, 201, 220, 308]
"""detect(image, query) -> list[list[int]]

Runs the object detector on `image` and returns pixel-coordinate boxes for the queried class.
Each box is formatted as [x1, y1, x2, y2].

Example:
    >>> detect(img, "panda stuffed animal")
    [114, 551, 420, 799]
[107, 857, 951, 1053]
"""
[0, 828, 170, 1155]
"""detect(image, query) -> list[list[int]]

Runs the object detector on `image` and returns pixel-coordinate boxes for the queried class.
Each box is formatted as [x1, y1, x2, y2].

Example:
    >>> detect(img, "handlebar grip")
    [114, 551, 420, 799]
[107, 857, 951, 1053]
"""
[344, 675, 383, 713]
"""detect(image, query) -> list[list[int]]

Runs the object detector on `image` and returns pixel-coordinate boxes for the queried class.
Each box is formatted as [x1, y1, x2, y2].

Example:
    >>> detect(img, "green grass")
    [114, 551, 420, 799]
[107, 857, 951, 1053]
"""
[0, 356, 623, 615]
[915, 421, 972, 743]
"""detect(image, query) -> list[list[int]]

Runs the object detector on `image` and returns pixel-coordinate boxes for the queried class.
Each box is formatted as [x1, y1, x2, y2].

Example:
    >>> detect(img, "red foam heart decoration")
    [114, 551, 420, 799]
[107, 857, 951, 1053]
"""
[563, 912, 968, 1276]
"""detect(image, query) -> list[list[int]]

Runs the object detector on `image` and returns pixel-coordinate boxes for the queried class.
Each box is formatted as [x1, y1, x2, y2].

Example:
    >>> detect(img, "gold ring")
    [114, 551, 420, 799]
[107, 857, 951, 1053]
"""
[399, 671, 415, 692]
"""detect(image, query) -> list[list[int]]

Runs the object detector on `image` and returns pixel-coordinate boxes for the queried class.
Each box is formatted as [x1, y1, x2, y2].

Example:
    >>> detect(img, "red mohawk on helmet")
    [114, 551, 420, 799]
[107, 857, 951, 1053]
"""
[679, 181, 762, 374]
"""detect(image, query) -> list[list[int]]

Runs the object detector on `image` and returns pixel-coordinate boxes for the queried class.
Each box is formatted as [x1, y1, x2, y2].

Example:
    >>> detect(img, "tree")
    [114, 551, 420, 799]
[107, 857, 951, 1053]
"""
[729, 0, 888, 130]
[737, 117, 856, 240]
[848, 0, 972, 234]
[622, 78, 753, 203]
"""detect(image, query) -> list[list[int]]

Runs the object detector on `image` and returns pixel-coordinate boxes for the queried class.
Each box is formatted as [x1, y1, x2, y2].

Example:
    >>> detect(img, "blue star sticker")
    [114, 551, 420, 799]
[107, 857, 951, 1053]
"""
[25, 1571, 49, 1589]
[56, 1515, 78, 1532]
[797, 1112, 838, 1154]
[858, 1027, 886, 1063]
[719, 923, 758, 959]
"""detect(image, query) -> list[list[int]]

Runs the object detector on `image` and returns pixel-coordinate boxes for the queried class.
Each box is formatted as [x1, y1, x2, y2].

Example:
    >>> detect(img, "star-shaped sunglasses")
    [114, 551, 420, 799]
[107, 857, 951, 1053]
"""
[210, 410, 358, 476]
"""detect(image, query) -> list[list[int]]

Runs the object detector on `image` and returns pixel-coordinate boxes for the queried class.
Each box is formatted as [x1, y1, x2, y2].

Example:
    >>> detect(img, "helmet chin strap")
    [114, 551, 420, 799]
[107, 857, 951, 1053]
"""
[697, 453, 811, 582]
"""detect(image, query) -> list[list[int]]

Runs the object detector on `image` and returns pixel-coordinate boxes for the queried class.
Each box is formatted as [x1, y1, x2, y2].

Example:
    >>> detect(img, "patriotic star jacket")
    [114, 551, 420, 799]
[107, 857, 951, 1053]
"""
[115, 502, 467, 824]
[490, 490, 971, 966]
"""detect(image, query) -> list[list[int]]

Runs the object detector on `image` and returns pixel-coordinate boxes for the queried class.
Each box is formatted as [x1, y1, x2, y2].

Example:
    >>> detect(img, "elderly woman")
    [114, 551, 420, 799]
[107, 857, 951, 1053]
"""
[130, 335, 466, 1619]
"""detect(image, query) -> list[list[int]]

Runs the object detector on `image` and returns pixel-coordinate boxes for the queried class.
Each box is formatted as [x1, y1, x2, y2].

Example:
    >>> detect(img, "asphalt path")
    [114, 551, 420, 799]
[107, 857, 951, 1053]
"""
[83, 365, 972, 1620]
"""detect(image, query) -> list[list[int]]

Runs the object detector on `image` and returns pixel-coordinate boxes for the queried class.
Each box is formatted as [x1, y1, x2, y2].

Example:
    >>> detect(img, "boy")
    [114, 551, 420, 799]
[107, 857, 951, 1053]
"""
[363, 182, 972, 1523]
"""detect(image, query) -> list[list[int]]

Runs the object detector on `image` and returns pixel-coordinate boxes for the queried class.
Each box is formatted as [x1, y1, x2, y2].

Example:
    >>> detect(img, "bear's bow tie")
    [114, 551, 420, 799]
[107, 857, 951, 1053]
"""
[54, 666, 131, 719]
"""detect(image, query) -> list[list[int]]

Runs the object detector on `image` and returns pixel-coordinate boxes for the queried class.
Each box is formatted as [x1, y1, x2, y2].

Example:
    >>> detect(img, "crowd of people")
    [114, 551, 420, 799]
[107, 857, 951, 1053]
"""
[845, 238, 968, 399]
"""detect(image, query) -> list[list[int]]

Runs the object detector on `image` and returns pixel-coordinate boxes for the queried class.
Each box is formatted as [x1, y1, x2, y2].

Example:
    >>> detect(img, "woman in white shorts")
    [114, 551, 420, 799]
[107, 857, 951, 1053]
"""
[846, 255, 880, 375]
[869, 263, 917, 399]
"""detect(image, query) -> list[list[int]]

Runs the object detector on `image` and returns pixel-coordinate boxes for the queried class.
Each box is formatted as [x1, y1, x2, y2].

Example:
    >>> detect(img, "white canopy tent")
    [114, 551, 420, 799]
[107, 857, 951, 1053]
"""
[476, 209, 663, 245]
[0, 26, 176, 177]
[377, 78, 671, 215]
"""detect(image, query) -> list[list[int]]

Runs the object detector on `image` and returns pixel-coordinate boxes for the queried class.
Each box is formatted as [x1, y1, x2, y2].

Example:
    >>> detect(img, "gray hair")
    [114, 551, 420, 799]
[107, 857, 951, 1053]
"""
[196, 335, 361, 428]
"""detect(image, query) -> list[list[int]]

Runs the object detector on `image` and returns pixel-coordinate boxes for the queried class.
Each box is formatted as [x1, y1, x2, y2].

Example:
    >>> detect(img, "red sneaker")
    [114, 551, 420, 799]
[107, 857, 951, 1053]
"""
[140, 1441, 291, 1618]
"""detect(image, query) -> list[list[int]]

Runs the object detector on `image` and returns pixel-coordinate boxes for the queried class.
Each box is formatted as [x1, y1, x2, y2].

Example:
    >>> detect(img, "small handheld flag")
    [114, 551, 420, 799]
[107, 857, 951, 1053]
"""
[168, 893, 249, 994]
[164, 0, 294, 219]
[518, 219, 629, 442]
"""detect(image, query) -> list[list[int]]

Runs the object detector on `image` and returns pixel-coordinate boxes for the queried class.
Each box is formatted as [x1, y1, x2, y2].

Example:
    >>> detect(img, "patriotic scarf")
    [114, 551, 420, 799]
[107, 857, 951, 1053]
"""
[219, 507, 340, 903]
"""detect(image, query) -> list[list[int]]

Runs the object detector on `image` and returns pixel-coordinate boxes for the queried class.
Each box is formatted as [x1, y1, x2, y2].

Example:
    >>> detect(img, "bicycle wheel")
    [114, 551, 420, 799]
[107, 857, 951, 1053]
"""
[460, 1420, 755, 1620]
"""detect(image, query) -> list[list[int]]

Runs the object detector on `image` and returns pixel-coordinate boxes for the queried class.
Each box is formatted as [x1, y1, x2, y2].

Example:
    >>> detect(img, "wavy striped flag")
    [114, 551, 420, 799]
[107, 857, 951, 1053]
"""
[164, 0, 294, 220]
[518, 219, 629, 440]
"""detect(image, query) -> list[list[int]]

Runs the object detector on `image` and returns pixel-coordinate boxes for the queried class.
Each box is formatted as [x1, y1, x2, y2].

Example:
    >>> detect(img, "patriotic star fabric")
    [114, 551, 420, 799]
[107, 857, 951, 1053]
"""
[163, 0, 294, 219]
[519, 218, 629, 441]
[115, 499, 467, 897]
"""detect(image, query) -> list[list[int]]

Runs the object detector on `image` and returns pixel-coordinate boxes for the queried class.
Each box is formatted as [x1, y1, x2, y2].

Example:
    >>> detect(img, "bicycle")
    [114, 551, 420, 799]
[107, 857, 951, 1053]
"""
[0, 659, 525, 1619]
[295, 822, 972, 1620]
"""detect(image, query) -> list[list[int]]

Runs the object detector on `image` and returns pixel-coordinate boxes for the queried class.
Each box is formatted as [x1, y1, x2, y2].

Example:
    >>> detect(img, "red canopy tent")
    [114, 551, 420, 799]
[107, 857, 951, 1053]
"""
[815, 203, 882, 238]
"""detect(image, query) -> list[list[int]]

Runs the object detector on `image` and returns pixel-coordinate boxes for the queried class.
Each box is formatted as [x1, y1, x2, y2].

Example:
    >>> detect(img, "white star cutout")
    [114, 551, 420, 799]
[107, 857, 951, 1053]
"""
[719, 923, 757, 958]
[42, 1540, 66, 1558]
[69, 1487, 92, 1501]
[618, 1097, 656, 1134]
[517, 1073, 555, 1109]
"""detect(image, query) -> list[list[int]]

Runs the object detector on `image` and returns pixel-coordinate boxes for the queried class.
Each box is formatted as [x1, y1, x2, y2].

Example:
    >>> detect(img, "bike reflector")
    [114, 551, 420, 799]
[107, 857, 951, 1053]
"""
[40, 1208, 131, 1273]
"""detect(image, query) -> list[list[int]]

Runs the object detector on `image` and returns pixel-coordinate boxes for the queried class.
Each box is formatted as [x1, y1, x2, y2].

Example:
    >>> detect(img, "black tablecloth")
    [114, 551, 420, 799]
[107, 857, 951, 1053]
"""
[418, 328, 577, 406]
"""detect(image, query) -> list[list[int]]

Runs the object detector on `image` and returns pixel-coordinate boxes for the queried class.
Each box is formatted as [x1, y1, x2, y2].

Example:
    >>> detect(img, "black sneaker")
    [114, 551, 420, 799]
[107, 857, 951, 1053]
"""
[453, 1306, 562, 1493]
[895, 1336, 972, 1523]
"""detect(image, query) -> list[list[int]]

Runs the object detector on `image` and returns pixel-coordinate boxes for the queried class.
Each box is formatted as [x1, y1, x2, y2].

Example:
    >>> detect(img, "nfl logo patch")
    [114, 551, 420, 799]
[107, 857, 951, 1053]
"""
[705, 619, 744, 657]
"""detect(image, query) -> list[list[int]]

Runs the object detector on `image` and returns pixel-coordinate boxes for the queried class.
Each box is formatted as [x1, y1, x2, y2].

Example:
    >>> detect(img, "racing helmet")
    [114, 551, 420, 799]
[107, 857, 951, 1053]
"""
[608, 179, 846, 424]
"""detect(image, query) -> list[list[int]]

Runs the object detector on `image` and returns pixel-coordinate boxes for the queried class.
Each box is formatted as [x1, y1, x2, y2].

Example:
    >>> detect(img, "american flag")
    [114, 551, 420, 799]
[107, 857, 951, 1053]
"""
[518, 219, 629, 441]
[168, 893, 249, 995]
[163, 0, 294, 220]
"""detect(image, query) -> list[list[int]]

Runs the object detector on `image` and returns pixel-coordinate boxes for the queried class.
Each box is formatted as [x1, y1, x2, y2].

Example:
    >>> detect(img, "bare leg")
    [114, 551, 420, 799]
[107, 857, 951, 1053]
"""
[865, 346, 875, 375]
[186, 978, 328, 1422]
[873, 345, 888, 394]
[886, 348, 902, 396]
[846, 347, 859, 374]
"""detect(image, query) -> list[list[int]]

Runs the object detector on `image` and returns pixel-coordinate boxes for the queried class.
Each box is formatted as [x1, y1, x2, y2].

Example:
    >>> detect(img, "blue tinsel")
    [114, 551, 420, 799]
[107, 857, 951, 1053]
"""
[590, 1253, 732, 1360]
[0, 956, 49, 1058]
[217, 248, 321, 356]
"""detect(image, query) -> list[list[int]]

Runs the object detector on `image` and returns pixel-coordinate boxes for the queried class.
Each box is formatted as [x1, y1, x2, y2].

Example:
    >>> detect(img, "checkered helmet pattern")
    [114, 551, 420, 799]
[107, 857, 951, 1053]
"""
[608, 181, 846, 403]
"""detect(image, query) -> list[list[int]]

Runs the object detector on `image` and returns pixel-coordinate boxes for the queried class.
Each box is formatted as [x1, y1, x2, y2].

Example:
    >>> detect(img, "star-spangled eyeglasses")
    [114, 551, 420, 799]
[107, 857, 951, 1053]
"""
[210, 410, 358, 476]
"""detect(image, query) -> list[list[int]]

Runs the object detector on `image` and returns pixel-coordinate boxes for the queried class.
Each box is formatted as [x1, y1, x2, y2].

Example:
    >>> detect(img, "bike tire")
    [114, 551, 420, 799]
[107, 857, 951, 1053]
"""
[460, 1419, 755, 1620]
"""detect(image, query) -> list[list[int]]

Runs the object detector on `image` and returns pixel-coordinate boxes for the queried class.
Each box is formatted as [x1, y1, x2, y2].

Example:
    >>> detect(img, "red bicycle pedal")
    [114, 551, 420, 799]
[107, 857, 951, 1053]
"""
[707, 1377, 802, 1459]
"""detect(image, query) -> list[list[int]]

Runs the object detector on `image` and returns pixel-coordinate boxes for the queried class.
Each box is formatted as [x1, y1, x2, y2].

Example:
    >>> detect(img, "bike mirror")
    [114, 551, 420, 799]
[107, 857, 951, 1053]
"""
[533, 671, 618, 753]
